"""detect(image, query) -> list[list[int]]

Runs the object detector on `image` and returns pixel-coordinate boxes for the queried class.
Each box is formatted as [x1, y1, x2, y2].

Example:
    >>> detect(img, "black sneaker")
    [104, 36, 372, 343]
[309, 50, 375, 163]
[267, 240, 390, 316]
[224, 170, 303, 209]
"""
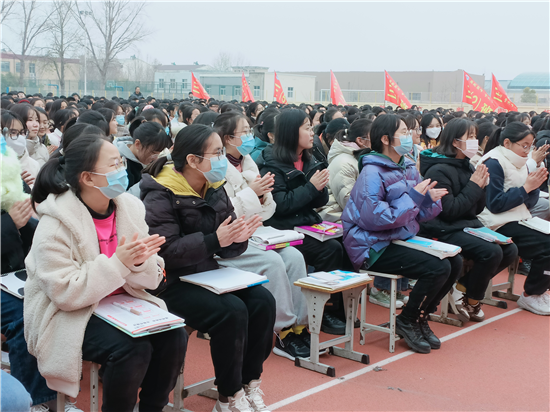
[418, 316, 441, 349]
[395, 315, 431, 354]
[296, 329, 328, 355]
[321, 312, 346, 335]
[273, 332, 310, 361]
[517, 260, 531, 276]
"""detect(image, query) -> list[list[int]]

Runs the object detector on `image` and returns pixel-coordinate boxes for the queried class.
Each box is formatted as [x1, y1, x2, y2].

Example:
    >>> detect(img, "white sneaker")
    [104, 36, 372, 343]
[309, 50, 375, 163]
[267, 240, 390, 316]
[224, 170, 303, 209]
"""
[31, 405, 49, 412]
[212, 389, 253, 412]
[64, 398, 83, 412]
[369, 287, 404, 309]
[244, 379, 270, 412]
[451, 283, 463, 305]
[518, 293, 550, 315]
[397, 291, 409, 305]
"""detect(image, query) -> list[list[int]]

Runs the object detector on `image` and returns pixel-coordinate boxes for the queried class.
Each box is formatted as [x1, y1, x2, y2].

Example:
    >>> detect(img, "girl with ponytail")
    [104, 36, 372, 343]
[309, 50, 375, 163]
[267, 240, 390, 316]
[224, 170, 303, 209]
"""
[26, 133, 186, 410]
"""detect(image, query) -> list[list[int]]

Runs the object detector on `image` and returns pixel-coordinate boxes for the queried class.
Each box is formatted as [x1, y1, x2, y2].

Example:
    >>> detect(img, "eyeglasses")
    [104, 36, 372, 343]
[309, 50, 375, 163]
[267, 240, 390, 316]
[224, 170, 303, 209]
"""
[513, 142, 535, 153]
[2, 128, 27, 139]
[95, 157, 127, 171]
[231, 129, 252, 137]
[410, 128, 422, 134]
[198, 147, 226, 161]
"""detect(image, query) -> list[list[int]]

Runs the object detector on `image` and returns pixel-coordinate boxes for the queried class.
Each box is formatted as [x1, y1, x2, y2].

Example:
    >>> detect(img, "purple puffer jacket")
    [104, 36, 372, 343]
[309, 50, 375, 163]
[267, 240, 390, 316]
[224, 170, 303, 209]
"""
[342, 153, 442, 270]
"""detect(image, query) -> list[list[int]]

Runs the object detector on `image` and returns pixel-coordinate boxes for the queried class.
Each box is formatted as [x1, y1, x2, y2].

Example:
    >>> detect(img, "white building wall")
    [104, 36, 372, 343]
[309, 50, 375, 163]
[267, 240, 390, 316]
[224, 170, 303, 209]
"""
[264, 73, 316, 103]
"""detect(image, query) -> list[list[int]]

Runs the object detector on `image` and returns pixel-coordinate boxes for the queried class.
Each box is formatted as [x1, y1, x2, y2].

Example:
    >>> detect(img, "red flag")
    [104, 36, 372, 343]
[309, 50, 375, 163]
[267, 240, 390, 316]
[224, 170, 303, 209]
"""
[384, 71, 411, 109]
[330, 70, 347, 105]
[273, 71, 287, 104]
[491, 74, 518, 112]
[462, 70, 498, 113]
[191, 73, 210, 100]
[241, 72, 255, 102]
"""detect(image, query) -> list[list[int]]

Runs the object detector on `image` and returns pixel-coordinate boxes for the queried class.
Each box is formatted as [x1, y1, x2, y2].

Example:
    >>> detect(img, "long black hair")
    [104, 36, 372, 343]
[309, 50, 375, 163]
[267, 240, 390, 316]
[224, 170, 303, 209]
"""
[50, 124, 105, 159]
[31, 133, 110, 206]
[420, 113, 442, 146]
[130, 121, 172, 153]
[484, 121, 535, 154]
[143, 124, 216, 177]
[254, 109, 279, 143]
[435, 118, 477, 157]
[272, 109, 311, 164]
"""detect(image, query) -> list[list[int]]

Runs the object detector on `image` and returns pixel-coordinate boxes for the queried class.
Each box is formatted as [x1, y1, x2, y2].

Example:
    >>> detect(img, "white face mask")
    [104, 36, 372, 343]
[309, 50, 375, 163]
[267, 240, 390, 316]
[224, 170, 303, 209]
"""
[426, 127, 441, 139]
[6, 134, 27, 157]
[456, 139, 479, 159]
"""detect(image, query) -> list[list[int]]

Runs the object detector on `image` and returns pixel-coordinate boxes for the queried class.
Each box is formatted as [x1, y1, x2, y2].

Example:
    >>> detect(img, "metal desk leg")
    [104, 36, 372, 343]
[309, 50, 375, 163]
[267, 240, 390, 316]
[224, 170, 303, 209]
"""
[90, 363, 100, 412]
[330, 288, 370, 365]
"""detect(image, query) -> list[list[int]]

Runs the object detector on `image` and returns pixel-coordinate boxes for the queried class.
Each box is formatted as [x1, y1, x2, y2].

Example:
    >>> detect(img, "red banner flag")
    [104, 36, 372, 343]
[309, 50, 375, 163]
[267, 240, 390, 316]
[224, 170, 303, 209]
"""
[191, 73, 210, 100]
[462, 70, 498, 113]
[384, 71, 411, 109]
[330, 70, 347, 106]
[273, 71, 287, 104]
[241, 72, 255, 102]
[491, 74, 518, 112]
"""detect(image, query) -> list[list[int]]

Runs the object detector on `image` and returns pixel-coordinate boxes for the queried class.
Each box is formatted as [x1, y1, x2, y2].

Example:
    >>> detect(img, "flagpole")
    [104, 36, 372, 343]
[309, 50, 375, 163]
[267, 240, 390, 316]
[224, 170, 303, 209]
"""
[461, 69, 465, 111]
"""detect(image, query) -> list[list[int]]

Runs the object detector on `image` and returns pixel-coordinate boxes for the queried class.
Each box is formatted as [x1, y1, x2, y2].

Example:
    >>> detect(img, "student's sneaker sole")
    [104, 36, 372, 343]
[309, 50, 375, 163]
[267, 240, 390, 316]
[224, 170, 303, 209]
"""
[273, 346, 299, 361]
[517, 296, 550, 316]
[368, 295, 404, 309]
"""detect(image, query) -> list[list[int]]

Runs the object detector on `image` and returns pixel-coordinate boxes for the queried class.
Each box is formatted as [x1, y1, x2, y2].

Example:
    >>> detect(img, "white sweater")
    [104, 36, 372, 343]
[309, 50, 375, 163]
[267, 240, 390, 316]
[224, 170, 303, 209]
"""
[224, 154, 276, 221]
[24, 191, 165, 397]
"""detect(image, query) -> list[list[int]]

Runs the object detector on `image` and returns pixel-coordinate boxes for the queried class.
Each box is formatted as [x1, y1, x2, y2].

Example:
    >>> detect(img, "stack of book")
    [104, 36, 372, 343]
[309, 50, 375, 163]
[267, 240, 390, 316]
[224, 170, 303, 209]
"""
[294, 222, 343, 242]
[249, 226, 304, 250]
[393, 236, 462, 259]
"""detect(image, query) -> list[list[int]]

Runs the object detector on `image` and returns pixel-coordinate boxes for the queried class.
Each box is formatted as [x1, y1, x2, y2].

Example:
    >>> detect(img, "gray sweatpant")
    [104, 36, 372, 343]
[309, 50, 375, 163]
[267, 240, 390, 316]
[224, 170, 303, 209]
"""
[216, 244, 308, 332]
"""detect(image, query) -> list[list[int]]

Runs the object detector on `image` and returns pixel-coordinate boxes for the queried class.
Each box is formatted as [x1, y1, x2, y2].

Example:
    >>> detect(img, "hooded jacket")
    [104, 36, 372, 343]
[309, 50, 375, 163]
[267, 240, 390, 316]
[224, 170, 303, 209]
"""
[418, 149, 485, 236]
[24, 191, 165, 398]
[342, 153, 442, 271]
[115, 136, 145, 192]
[327, 139, 360, 211]
[258, 145, 329, 230]
[250, 137, 270, 162]
[140, 166, 247, 287]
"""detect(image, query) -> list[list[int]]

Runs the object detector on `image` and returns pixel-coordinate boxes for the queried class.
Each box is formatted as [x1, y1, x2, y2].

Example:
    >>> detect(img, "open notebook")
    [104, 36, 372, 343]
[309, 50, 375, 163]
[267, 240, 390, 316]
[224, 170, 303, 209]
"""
[519, 217, 550, 234]
[251, 226, 304, 245]
[180, 267, 268, 294]
[393, 236, 462, 259]
[94, 294, 185, 338]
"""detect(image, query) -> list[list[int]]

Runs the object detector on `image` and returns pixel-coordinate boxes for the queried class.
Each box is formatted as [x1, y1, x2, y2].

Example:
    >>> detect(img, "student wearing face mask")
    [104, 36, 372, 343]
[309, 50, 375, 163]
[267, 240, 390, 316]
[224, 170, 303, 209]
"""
[418, 119, 519, 322]
[478, 122, 550, 316]
[140, 125, 274, 412]
[420, 113, 443, 148]
[2, 110, 40, 184]
[213, 111, 312, 362]
[115, 121, 172, 197]
[25, 133, 186, 412]
[342, 114, 462, 354]
[10, 104, 49, 167]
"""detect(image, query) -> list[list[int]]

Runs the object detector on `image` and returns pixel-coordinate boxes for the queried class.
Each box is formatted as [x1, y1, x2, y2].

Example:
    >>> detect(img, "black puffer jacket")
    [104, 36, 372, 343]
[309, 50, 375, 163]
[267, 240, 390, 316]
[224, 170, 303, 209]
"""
[258, 145, 328, 230]
[140, 166, 247, 287]
[418, 149, 486, 236]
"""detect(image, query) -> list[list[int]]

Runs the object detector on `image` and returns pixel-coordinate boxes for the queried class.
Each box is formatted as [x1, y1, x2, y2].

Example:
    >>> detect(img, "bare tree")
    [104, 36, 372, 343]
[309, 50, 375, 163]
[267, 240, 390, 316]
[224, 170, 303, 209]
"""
[1, 0, 16, 24]
[43, 0, 81, 95]
[73, 0, 149, 90]
[13, 1, 53, 87]
[212, 51, 233, 72]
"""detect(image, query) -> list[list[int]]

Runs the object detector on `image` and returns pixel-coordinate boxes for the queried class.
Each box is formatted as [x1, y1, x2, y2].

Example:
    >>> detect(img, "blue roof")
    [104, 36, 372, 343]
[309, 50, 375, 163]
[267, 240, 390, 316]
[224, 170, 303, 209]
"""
[508, 72, 550, 90]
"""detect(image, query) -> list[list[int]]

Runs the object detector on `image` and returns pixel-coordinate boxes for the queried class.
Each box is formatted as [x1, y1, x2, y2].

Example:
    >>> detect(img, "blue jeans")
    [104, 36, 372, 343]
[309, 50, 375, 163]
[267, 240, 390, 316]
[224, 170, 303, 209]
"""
[373, 276, 410, 292]
[1, 290, 56, 405]
[0, 370, 32, 411]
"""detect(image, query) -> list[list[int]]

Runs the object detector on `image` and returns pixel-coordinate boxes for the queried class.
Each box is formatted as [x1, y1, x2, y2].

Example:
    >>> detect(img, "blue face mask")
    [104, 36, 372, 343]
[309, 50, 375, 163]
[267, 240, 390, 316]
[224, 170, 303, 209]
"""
[230, 133, 255, 156]
[392, 133, 413, 156]
[196, 154, 228, 183]
[116, 115, 125, 125]
[91, 168, 129, 199]
[0, 134, 7, 155]
[165, 126, 170, 136]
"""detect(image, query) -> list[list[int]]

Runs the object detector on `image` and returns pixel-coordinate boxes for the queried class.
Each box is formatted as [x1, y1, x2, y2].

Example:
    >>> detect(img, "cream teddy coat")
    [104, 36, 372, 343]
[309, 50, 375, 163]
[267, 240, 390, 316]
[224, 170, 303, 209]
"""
[24, 190, 165, 398]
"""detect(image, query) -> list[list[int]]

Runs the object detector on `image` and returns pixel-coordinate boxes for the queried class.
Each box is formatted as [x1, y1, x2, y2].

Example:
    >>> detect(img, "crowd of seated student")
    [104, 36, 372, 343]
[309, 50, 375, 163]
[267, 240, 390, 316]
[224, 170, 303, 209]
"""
[1, 89, 550, 412]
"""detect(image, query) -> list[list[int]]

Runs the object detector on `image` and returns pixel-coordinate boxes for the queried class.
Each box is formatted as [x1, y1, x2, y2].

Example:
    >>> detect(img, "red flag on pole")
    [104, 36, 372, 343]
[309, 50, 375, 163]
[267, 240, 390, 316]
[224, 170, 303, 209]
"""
[191, 73, 210, 100]
[384, 71, 411, 109]
[273, 71, 287, 104]
[491, 74, 518, 112]
[241, 72, 255, 102]
[330, 70, 347, 105]
[462, 70, 498, 113]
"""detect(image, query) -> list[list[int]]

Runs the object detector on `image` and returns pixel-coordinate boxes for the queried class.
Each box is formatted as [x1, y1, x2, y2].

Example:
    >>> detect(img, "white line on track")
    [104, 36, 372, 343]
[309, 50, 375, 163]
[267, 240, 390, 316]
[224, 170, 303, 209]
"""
[268, 308, 523, 411]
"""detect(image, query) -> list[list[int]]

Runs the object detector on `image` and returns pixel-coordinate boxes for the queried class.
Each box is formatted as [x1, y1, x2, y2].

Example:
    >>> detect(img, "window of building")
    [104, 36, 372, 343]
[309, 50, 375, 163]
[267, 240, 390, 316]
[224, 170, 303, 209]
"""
[29, 63, 35, 74]
[220, 86, 226, 97]
[1, 61, 9, 72]
[15, 62, 20, 73]
[234, 86, 241, 97]
[158, 78, 164, 89]
[253, 85, 260, 98]
[205, 86, 211, 95]
[287, 87, 294, 98]
[182, 79, 188, 89]
[170, 79, 176, 89]
[410, 92, 421, 100]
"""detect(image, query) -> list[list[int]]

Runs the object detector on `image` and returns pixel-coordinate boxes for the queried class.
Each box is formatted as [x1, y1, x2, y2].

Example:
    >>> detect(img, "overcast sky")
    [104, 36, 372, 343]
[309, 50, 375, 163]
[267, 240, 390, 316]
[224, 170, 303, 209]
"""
[3, 1, 549, 81]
